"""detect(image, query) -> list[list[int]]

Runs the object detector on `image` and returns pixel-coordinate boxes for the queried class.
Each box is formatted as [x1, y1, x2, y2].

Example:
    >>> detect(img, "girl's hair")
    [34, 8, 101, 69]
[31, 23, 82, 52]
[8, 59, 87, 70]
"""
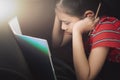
[55, 0, 108, 18]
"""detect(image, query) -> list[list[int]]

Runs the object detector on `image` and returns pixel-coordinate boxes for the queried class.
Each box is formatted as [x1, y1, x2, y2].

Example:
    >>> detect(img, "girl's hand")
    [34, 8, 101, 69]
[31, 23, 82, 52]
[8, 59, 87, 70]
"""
[73, 17, 99, 34]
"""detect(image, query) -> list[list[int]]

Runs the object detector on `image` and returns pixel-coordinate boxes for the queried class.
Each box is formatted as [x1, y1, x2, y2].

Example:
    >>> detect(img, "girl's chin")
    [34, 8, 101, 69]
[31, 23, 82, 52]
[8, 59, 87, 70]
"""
[64, 32, 72, 35]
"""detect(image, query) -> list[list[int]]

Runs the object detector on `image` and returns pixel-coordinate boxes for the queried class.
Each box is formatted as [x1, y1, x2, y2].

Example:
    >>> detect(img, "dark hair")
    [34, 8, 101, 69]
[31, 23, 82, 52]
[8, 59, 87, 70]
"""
[56, 0, 108, 18]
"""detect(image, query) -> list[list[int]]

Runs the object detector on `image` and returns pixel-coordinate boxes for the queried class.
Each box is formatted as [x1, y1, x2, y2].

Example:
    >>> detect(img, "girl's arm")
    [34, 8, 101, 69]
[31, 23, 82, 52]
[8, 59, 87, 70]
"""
[52, 15, 63, 47]
[72, 17, 109, 80]
[73, 32, 109, 80]
[52, 15, 72, 47]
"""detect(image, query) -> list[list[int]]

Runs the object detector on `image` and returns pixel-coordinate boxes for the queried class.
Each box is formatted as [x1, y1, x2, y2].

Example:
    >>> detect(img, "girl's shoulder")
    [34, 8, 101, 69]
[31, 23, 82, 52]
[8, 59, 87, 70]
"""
[99, 16, 120, 25]
[94, 16, 120, 31]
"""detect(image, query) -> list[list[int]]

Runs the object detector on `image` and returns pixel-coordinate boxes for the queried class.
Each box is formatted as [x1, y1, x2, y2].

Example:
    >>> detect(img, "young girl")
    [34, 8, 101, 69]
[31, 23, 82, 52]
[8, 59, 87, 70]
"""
[52, 0, 120, 80]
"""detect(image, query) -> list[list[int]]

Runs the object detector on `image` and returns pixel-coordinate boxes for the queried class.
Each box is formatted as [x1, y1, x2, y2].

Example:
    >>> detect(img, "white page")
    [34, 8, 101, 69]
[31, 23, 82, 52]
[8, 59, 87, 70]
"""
[8, 16, 22, 35]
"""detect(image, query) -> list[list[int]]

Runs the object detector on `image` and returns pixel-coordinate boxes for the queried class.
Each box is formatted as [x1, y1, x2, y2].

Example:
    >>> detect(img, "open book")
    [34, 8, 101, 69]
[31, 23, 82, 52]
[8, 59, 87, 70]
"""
[8, 17, 57, 80]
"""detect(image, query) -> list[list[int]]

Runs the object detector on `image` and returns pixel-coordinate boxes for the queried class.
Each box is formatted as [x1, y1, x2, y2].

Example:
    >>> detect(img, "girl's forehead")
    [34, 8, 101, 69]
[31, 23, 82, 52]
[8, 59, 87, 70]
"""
[56, 11, 80, 23]
[56, 11, 69, 18]
[55, 4, 66, 13]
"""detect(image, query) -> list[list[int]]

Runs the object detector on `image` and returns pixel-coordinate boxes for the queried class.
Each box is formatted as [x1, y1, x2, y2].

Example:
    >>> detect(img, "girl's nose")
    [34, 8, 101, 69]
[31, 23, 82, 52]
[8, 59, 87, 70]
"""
[61, 25, 68, 30]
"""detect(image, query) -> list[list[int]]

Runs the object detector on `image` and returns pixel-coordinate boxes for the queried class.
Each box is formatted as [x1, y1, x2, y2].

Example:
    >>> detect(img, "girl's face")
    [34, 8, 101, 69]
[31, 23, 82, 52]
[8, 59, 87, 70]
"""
[56, 9, 80, 35]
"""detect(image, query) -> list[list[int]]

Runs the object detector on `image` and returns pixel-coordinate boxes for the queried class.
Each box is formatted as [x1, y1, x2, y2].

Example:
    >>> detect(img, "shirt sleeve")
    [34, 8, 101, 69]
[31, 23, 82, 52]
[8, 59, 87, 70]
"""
[91, 22, 120, 49]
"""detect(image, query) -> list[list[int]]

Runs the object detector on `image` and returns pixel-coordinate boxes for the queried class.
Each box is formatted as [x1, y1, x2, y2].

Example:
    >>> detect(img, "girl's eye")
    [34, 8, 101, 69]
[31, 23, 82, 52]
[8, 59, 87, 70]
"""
[64, 22, 70, 25]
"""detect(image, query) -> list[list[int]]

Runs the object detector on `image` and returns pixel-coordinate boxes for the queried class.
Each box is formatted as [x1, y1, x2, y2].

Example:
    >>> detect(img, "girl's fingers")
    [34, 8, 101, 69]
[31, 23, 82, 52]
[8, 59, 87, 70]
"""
[91, 17, 100, 29]
[94, 17, 100, 23]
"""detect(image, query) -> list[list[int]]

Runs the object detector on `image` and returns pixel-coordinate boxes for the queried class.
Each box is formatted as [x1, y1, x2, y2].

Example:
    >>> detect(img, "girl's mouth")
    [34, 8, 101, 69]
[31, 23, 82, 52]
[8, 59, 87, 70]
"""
[64, 32, 72, 35]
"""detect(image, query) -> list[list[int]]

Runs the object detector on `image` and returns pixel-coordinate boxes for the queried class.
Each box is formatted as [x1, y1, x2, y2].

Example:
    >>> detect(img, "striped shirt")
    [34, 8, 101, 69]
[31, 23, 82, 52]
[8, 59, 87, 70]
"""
[89, 16, 120, 63]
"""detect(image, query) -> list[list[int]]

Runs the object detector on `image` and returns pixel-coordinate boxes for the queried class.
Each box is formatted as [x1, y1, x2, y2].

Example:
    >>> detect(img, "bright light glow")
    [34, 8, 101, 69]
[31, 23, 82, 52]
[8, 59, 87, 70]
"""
[0, 0, 17, 22]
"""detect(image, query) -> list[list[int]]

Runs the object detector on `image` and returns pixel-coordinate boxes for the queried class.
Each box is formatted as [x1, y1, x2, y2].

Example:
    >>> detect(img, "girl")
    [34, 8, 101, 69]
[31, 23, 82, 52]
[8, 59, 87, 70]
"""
[52, 0, 120, 80]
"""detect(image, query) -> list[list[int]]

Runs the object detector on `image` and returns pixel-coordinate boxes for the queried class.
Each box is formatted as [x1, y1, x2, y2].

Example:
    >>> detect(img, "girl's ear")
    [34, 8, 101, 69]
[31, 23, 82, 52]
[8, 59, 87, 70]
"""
[84, 10, 95, 17]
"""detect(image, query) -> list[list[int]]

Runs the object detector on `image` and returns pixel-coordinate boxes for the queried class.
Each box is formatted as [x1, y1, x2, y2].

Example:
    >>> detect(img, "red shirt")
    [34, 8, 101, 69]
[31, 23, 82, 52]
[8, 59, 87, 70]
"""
[89, 16, 120, 63]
